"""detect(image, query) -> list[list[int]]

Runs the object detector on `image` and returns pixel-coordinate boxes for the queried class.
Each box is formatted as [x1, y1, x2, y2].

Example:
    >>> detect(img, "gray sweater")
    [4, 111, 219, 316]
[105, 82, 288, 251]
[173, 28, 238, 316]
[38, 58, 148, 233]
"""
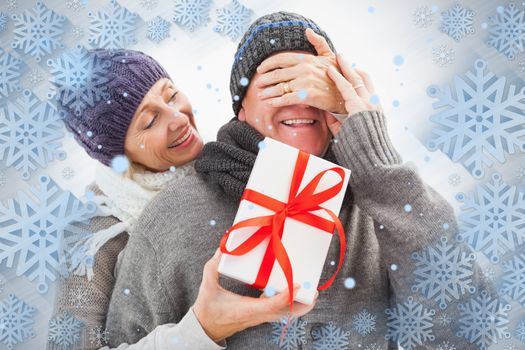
[106, 111, 488, 349]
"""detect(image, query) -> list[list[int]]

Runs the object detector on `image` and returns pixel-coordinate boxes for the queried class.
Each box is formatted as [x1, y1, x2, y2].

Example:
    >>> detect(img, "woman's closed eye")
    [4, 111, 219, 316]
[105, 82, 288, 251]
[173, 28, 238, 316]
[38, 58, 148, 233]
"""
[145, 115, 157, 129]
[168, 91, 178, 104]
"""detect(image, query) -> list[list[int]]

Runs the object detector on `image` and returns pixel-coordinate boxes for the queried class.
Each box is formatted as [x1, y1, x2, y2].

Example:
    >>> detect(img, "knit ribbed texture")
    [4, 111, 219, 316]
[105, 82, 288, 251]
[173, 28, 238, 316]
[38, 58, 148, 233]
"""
[58, 49, 170, 166]
[106, 111, 491, 349]
[230, 12, 336, 116]
[48, 184, 129, 350]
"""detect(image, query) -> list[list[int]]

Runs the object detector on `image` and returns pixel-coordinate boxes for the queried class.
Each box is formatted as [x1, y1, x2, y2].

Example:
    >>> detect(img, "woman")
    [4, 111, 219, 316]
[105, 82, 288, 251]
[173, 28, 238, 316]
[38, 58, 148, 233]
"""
[49, 49, 204, 350]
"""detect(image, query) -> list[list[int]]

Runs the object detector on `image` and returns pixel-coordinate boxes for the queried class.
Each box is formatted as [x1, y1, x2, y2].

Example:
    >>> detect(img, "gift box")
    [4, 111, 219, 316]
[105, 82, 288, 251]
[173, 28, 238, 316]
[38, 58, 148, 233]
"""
[218, 137, 351, 306]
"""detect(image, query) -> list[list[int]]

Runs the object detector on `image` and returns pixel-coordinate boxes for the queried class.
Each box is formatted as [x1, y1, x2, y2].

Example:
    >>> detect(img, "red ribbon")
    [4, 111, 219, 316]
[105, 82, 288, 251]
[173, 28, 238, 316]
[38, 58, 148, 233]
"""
[220, 150, 347, 310]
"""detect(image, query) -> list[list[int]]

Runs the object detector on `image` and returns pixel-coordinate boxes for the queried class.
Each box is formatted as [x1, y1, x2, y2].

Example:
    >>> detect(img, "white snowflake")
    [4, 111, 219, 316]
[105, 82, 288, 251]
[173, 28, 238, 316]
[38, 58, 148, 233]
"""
[437, 341, 456, 350]
[88, 325, 109, 347]
[364, 343, 381, 350]
[481, 267, 495, 283]
[172, 0, 212, 32]
[62, 167, 75, 180]
[0, 294, 36, 350]
[7, 0, 16, 11]
[72, 26, 84, 39]
[500, 253, 525, 307]
[88, 0, 138, 49]
[432, 45, 455, 67]
[47, 45, 111, 117]
[311, 322, 350, 349]
[457, 290, 511, 349]
[271, 316, 307, 350]
[504, 342, 518, 350]
[411, 236, 476, 310]
[448, 173, 461, 186]
[519, 59, 525, 73]
[352, 309, 376, 336]
[66, 0, 86, 13]
[0, 175, 96, 294]
[440, 3, 475, 42]
[413, 6, 433, 28]
[140, 0, 158, 10]
[0, 12, 8, 32]
[488, 3, 525, 60]
[48, 311, 83, 349]
[426, 59, 525, 179]
[436, 312, 452, 326]
[26, 68, 43, 86]
[515, 319, 525, 342]
[385, 296, 435, 350]
[456, 173, 525, 264]
[517, 164, 525, 180]
[147, 16, 170, 43]
[11, 1, 65, 62]
[0, 48, 22, 99]
[214, 0, 253, 41]
[0, 89, 66, 180]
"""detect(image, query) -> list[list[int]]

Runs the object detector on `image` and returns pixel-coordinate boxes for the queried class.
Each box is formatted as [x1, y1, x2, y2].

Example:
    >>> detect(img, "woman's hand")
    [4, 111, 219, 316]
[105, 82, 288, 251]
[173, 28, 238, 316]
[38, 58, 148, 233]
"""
[193, 248, 317, 343]
[325, 54, 382, 135]
[255, 28, 346, 114]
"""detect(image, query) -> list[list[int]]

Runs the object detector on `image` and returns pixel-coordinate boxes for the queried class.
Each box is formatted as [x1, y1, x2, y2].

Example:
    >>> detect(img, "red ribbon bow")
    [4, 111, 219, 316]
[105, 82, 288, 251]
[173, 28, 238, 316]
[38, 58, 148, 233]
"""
[220, 150, 347, 310]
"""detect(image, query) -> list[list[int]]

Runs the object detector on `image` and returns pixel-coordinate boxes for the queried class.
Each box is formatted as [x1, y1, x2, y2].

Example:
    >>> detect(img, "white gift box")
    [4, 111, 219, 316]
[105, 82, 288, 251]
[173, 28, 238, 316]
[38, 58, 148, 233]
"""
[218, 137, 351, 305]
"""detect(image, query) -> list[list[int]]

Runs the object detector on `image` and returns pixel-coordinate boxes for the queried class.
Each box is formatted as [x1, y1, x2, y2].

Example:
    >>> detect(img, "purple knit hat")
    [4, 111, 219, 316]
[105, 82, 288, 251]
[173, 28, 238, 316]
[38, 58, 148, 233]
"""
[57, 49, 170, 166]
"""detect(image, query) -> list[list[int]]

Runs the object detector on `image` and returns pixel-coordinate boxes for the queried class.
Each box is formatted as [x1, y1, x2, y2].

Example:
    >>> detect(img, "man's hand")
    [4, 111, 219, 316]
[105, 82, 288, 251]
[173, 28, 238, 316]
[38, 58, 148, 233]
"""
[193, 248, 318, 343]
[255, 28, 346, 114]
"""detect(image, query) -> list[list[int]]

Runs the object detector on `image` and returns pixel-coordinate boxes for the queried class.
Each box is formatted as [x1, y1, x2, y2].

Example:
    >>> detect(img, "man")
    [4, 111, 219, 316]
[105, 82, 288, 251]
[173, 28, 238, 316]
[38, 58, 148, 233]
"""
[106, 12, 489, 349]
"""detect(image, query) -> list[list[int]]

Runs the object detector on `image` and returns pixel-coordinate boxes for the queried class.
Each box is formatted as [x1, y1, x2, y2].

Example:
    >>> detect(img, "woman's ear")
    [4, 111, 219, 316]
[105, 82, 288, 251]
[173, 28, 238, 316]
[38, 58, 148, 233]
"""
[238, 107, 246, 122]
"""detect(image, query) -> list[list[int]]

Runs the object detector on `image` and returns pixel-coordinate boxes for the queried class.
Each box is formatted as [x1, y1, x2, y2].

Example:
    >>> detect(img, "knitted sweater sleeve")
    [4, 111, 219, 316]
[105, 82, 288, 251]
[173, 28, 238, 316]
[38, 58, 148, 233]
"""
[331, 110, 494, 348]
[105, 231, 226, 350]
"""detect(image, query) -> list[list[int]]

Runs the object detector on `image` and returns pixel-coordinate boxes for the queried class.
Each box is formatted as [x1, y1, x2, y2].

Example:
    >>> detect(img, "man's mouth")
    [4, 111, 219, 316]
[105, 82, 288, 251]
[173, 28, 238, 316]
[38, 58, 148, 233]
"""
[168, 127, 192, 148]
[280, 119, 317, 127]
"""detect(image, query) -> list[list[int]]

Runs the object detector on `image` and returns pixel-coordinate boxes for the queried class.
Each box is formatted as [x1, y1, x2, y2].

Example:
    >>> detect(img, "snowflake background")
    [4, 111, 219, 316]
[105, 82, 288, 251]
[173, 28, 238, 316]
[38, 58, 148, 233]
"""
[0, 0, 524, 349]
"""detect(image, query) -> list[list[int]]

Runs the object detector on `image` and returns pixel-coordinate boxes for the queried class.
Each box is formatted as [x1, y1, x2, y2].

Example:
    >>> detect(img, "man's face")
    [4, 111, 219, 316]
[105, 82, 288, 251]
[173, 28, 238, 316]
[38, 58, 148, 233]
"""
[238, 52, 332, 157]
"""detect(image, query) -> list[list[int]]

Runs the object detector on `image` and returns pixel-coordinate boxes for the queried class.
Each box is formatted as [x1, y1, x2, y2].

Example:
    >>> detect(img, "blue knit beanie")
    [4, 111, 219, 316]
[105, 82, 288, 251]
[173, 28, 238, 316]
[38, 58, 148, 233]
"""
[55, 49, 170, 166]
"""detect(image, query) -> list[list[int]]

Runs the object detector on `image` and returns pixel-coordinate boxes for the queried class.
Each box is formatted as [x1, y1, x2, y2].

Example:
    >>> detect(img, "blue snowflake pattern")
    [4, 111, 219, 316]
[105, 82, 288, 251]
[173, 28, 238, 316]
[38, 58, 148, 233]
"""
[0, 294, 36, 350]
[88, 0, 138, 49]
[426, 59, 525, 179]
[11, 1, 65, 62]
[500, 253, 525, 307]
[516, 319, 525, 343]
[0, 89, 66, 180]
[0, 48, 22, 99]
[488, 3, 525, 60]
[271, 316, 307, 350]
[311, 322, 350, 349]
[411, 236, 476, 310]
[456, 173, 525, 264]
[172, 0, 211, 32]
[384, 296, 435, 350]
[0, 12, 8, 32]
[352, 309, 376, 336]
[48, 311, 83, 349]
[88, 325, 109, 347]
[440, 3, 475, 42]
[457, 290, 511, 349]
[214, 0, 253, 41]
[47, 45, 111, 117]
[0, 175, 96, 294]
[147, 16, 170, 43]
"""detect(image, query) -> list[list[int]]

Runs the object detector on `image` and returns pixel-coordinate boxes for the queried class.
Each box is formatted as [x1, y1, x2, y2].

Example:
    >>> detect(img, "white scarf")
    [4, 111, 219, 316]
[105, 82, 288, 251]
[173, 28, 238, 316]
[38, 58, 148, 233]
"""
[71, 161, 196, 280]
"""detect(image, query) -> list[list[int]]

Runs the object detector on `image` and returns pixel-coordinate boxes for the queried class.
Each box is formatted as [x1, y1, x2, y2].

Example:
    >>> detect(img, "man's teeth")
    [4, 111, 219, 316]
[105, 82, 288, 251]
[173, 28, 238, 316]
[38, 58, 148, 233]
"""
[281, 119, 315, 126]
[169, 128, 191, 148]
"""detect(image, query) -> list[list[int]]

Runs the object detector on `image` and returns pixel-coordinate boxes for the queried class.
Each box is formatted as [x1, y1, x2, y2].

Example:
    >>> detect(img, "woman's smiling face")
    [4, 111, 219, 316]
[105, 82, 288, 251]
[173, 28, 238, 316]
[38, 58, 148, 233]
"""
[124, 78, 204, 171]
